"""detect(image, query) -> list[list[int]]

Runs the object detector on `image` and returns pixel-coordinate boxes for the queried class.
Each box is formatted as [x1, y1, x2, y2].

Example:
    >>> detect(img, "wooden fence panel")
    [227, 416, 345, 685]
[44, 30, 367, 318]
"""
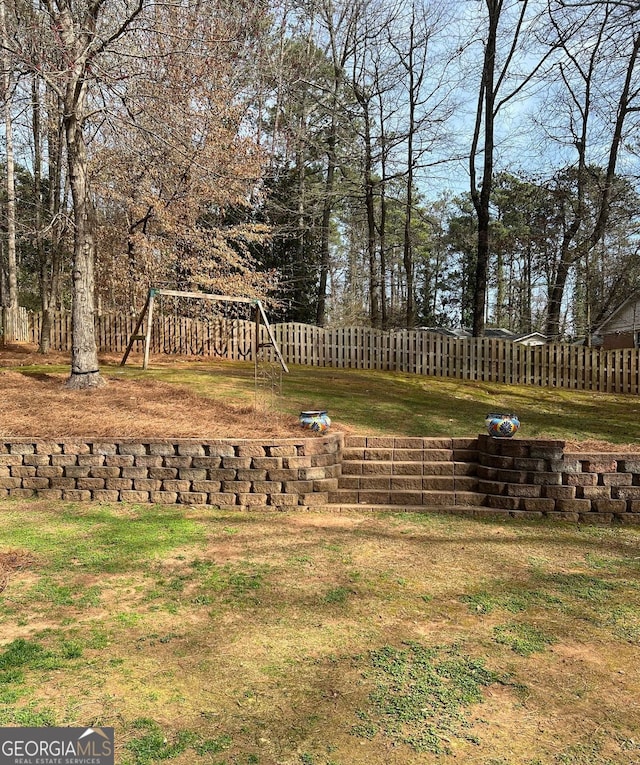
[21, 312, 640, 394]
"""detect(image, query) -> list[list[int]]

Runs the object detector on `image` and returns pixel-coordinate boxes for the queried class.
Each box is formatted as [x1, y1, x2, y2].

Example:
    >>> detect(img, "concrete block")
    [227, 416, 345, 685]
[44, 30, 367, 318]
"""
[176, 443, 206, 456]
[177, 492, 207, 504]
[147, 441, 176, 456]
[9, 488, 35, 498]
[191, 456, 222, 469]
[121, 467, 148, 479]
[10, 466, 36, 478]
[118, 443, 147, 456]
[133, 479, 162, 492]
[105, 478, 133, 491]
[133, 455, 163, 468]
[35, 466, 64, 478]
[62, 442, 91, 455]
[105, 455, 135, 467]
[89, 467, 121, 478]
[22, 454, 51, 466]
[207, 493, 238, 506]
[542, 485, 576, 499]
[150, 491, 179, 504]
[591, 499, 627, 513]
[91, 490, 120, 503]
[237, 493, 269, 506]
[556, 498, 592, 512]
[62, 489, 92, 501]
[119, 490, 152, 503]
[22, 477, 50, 489]
[164, 456, 193, 468]
[76, 478, 106, 490]
[93, 442, 118, 455]
[191, 480, 222, 493]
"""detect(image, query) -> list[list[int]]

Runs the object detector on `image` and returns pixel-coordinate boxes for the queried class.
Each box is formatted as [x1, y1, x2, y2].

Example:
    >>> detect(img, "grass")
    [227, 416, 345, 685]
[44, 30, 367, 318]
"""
[4, 355, 640, 443]
[122, 359, 640, 442]
[1, 502, 639, 764]
[1, 355, 640, 763]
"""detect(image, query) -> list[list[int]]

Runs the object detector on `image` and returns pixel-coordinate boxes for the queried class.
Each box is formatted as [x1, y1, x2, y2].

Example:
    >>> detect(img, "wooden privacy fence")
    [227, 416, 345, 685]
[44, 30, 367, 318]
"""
[24, 312, 640, 394]
[1, 306, 29, 342]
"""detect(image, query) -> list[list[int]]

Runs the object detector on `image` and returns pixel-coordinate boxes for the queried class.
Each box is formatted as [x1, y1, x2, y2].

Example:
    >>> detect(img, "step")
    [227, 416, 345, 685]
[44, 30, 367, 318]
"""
[337, 475, 479, 492]
[328, 489, 487, 507]
[340, 460, 478, 477]
[342, 446, 457, 462]
[343, 436, 478, 450]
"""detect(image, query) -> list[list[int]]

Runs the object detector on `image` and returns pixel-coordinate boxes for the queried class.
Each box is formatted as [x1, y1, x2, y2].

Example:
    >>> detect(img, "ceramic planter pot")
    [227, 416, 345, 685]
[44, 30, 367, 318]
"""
[485, 412, 520, 438]
[299, 410, 331, 433]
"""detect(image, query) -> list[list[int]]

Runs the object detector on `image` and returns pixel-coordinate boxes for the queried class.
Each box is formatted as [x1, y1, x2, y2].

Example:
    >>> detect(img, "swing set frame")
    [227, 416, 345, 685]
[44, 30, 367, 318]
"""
[120, 288, 288, 373]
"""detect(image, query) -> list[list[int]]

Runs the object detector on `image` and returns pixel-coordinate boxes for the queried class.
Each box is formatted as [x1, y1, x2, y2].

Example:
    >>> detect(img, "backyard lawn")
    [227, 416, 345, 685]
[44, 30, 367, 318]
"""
[1, 502, 639, 765]
[1, 350, 640, 446]
[1, 350, 640, 764]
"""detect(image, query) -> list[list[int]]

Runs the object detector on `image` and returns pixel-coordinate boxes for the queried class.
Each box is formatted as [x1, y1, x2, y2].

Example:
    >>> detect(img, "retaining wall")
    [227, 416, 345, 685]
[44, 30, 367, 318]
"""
[477, 434, 640, 523]
[2, 432, 640, 524]
[0, 434, 343, 510]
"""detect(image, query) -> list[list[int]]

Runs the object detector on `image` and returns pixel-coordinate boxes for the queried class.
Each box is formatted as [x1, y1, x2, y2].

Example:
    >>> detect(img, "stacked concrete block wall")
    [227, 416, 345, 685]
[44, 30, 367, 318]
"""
[328, 436, 484, 509]
[2, 432, 640, 523]
[477, 434, 640, 523]
[0, 434, 343, 510]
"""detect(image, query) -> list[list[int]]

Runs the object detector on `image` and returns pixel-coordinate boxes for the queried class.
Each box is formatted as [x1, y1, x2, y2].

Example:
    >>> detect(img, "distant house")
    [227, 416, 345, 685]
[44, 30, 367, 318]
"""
[512, 331, 547, 346]
[418, 326, 547, 345]
[417, 326, 471, 338]
[485, 328, 548, 345]
[594, 293, 640, 349]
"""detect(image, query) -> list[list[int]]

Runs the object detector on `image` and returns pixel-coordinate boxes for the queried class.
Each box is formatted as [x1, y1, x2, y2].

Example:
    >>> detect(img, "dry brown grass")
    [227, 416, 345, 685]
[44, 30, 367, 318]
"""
[0, 369, 306, 438]
[0, 344, 306, 439]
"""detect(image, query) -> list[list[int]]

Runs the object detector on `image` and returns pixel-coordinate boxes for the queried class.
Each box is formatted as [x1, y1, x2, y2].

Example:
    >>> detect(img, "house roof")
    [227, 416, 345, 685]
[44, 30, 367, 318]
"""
[594, 291, 640, 334]
[513, 331, 547, 343]
[417, 326, 471, 338]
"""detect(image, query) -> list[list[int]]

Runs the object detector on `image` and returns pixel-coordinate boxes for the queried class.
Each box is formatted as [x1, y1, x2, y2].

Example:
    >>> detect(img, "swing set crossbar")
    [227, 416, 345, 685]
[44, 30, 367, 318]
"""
[120, 288, 288, 373]
[151, 289, 256, 305]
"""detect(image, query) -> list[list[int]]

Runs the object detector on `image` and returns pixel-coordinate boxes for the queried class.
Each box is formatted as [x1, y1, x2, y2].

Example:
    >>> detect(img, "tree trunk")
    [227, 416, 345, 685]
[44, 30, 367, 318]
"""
[1, 0, 19, 343]
[354, 85, 381, 328]
[470, 0, 499, 338]
[316, 127, 336, 328]
[64, 94, 104, 388]
[32, 73, 52, 355]
[546, 255, 571, 341]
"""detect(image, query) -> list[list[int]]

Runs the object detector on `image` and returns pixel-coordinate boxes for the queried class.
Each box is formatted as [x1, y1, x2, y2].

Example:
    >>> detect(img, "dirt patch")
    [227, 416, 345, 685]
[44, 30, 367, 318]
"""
[0, 549, 36, 594]
[0, 343, 323, 439]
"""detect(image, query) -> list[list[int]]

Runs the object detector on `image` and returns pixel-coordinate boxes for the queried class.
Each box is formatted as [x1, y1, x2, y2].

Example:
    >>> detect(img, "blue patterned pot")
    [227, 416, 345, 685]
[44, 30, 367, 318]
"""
[299, 410, 331, 433]
[485, 412, 520, 438]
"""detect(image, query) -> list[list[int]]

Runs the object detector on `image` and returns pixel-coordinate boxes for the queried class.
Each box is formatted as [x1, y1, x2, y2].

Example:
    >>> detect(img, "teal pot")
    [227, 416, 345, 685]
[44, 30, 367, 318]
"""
[299, 410, 331, 433]
[485, 413, 520, 438]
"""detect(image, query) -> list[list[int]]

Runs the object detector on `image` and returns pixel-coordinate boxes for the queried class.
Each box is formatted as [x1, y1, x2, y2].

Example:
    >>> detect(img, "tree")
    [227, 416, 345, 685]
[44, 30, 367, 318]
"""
[7, 0, 145, 386]
[93, 1, 271, 312]
[0, 0, 18, 342]
[469, 0, 554, 336]
[542, 0, 640, 339]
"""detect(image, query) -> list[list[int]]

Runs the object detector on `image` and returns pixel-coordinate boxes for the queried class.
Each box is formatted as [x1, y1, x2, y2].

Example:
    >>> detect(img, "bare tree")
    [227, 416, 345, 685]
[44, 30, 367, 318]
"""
[9, 0, 144, 386]
[470, 0, 554, 336]
[543, 0, 640, 339]
[0, 0, 18, 343]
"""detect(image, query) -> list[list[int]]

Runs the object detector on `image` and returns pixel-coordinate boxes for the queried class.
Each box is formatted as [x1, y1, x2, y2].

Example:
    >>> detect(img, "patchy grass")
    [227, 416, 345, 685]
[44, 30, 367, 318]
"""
[0, 500, 639, 764]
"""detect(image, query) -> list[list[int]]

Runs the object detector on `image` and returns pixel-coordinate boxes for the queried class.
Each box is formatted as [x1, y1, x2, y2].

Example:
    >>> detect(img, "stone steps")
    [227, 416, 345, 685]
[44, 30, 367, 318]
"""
[328, 436, 486, 510]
